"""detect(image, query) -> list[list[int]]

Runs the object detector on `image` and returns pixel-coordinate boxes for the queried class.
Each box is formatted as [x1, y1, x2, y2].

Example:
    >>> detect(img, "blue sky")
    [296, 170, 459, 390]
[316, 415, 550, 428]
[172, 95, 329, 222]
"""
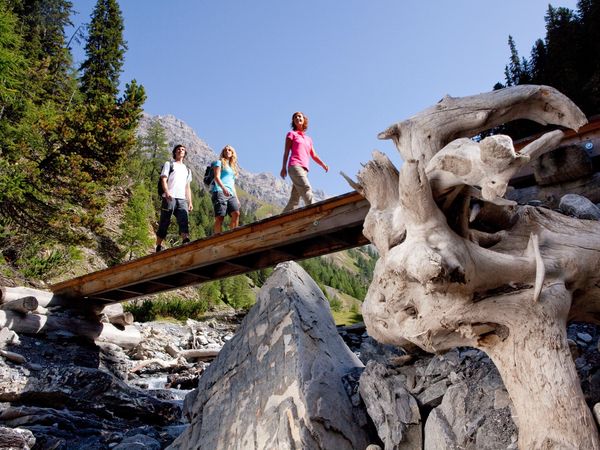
[69, 0, 578, 197]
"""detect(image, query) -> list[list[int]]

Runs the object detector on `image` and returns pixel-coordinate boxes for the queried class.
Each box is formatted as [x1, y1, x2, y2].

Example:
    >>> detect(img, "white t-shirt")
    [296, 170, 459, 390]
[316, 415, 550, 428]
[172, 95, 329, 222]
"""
[161, 161, 191, 199]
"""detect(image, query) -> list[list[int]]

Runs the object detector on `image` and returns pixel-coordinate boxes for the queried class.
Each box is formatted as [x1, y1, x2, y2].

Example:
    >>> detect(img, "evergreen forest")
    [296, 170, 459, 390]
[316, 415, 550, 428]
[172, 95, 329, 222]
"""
[495, 0, 600, 136]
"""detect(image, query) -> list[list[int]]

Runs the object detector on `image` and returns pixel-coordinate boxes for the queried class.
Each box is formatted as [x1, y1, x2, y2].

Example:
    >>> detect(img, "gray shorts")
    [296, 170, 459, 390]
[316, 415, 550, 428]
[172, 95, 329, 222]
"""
[212, 191, 240, 217]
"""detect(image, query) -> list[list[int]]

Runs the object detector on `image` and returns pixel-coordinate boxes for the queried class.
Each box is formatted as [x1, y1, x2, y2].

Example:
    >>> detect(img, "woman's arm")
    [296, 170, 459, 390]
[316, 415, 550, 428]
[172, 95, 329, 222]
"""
[310, 147, 329, 172]
[213, 165, 231, 196]
[280, 137, 292, 178]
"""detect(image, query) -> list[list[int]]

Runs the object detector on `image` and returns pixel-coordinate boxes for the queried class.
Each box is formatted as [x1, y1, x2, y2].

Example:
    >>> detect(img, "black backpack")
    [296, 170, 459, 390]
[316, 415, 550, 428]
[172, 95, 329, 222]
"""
[157, 162, 174, 197]
[203, 163, 215, 186]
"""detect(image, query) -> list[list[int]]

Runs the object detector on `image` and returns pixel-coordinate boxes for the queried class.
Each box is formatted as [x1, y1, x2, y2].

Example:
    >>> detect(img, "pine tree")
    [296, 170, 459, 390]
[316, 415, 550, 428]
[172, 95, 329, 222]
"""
[0, 0, 26, 123]
[79, 0, 125, 101]
[504, 36, 523, 86]
[138, 118, 170, 182]
[118, 181, 154, 260]
[11, 0, 75, 105]
[529, 39, 548, 84]
[577, 0, 600, 113]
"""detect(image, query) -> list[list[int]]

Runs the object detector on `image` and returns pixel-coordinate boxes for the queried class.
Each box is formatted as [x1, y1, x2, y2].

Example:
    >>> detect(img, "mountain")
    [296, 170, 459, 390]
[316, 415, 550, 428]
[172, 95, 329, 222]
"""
[137, 114, 326, 208]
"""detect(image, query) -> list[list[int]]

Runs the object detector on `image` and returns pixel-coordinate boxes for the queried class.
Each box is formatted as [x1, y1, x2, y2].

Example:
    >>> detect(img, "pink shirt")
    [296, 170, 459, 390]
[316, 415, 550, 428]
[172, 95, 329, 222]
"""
[286, 130, 313, 171]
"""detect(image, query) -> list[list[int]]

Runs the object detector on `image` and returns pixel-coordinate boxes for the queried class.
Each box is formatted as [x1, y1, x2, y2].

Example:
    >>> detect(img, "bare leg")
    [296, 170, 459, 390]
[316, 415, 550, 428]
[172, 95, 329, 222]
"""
[214, 216, 225, 234]
[230, 211, 240, 229]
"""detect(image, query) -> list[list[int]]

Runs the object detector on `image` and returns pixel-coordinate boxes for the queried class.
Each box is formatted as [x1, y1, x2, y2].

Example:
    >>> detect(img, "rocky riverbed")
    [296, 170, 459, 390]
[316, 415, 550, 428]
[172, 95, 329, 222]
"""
[1, 264, 599, 449]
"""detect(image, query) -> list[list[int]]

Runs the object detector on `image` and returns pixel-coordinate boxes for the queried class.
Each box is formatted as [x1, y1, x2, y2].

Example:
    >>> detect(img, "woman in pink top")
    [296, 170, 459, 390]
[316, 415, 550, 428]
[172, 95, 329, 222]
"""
[280, 111, 329, 212]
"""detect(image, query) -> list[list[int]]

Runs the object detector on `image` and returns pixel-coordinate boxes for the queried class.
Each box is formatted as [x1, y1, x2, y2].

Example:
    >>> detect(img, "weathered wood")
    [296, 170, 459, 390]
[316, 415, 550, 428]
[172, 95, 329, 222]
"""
[0, 348, 26, 364]
[179, 348, 218, 360]
[0, 310, 141, 348]
[0, 296, 38, 314]
[0, 286, 59, 307]
[165, 343, 220, 360]
[50, 192, 369, 304]
[378, 84, 587, 163]
[354, 85, 599, 449]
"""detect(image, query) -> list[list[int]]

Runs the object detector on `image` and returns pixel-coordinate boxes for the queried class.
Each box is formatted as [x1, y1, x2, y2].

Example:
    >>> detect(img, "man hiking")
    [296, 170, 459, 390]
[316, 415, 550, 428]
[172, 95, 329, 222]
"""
[155, 144, 193, 252]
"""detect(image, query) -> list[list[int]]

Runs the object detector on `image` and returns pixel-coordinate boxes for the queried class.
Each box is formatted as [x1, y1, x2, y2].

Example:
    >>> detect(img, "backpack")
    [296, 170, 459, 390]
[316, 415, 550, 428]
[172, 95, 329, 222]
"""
[157, 161, 174, 197]
[203, 163, 215, 186]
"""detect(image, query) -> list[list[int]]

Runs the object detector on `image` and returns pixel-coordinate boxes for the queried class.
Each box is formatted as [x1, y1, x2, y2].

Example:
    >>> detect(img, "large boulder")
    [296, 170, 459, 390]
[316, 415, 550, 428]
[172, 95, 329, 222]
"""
[170, 261, 375, 449]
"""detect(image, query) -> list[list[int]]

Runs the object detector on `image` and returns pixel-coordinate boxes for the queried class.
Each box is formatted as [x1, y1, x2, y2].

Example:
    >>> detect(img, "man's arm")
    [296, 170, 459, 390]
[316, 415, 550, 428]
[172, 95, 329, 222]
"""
[160, 176, 172, 200]
[186, 182, 193, 211]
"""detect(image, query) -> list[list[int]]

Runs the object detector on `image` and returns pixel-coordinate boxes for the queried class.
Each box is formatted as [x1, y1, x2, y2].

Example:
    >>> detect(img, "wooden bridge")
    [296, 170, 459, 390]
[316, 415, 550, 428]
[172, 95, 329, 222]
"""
[50, 191, 370, 308]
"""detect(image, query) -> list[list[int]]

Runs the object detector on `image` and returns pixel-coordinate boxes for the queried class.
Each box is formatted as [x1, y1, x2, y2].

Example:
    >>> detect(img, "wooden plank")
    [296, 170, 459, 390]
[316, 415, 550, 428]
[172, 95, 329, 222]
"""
[50, 192, 369, 302]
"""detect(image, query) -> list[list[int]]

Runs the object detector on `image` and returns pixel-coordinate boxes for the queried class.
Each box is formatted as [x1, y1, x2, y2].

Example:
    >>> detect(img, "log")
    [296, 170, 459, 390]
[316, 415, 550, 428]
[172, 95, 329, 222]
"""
[165, 343, 220, 360]
[352, 85, 600, 449]
[0, 296, 38, 314]
[0, 286, 61, 307]
[178, 348, 220, 360]
[0, 348, 26, 364]
[130, 358, 183, 373]
[0, 310, 141, 349]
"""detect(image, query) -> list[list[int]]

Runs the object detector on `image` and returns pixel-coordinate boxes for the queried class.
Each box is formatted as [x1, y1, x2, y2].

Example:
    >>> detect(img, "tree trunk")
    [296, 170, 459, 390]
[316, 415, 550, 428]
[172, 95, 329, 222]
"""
[0, 310, 140, 348]
[0, 296, 38, 313]
[479, 284, 599, 449]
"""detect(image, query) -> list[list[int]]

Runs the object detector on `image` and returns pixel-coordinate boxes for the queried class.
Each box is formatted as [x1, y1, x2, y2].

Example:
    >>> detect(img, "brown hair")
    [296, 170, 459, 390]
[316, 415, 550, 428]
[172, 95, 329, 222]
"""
[291, 111, 308, 131]
[172, 144, 186, 159]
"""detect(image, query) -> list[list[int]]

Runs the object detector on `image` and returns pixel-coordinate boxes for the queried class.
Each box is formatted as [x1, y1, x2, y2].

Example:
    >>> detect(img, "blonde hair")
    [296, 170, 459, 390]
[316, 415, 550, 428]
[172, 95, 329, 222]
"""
[219, 145, 239, 176]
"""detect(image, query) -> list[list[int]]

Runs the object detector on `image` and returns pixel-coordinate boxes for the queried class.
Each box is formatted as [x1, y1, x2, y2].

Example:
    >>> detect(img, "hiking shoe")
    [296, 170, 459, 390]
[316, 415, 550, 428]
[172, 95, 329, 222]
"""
[182, 238, 190, 245]
[156, 245, 163, 252]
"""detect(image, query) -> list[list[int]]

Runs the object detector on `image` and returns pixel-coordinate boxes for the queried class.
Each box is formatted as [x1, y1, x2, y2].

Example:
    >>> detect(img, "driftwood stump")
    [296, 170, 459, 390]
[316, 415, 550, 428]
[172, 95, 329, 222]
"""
[347, 85, 599, 449]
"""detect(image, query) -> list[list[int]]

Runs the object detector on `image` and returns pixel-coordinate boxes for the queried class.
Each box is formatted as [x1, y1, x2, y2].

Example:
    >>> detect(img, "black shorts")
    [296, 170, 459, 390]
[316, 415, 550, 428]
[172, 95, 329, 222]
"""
[212, 191, 240, 217]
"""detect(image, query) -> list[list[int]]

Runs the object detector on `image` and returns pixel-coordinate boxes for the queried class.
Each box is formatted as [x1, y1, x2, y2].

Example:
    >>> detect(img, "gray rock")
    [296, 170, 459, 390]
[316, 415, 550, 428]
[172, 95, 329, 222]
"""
[424, 367, 516, 450]
[170, 261, 372, 450]
[0, 426, 35, 449]
[417, 379, 449, 409]
[359, 361, 422, 450]
[559, 194, 600, 220]
[0, 365, 181, 424]
[114, 434, 161, 450]
[358, 336, 406, 365]
[577, 332, 593, 343]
